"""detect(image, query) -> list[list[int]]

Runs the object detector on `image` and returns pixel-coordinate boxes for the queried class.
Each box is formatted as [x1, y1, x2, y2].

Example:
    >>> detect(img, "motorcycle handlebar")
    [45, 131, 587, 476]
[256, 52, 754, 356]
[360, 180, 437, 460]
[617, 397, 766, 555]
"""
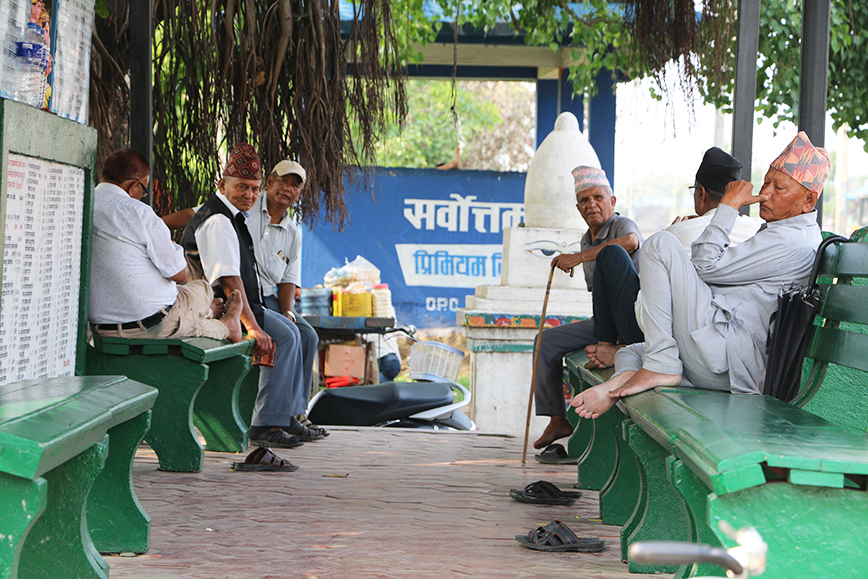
[628, 542, 744, 576]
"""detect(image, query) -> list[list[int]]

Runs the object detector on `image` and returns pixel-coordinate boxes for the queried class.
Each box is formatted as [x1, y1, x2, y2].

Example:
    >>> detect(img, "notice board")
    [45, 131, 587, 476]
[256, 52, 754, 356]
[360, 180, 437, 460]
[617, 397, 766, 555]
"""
[0, 153, 84, 384]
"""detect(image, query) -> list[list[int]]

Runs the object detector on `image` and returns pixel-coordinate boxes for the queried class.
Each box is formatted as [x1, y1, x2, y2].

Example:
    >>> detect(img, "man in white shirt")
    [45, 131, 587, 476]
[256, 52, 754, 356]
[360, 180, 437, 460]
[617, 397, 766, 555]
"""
[246, 160, 326, 435]
[182, 144, 323, 459]
[89, 148, 242, 342]
[585, 147, 762, 369]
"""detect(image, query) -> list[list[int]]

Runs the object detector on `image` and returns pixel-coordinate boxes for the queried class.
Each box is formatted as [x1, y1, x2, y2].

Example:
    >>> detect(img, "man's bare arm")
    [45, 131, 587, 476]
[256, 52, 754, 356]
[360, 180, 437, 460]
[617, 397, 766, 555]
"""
[277, 283, 297, 316]
[168, 267, 187, 283]
[162, 208, 196, 230]
[551, 233, 640, 273]
[220, 275, 273, 356]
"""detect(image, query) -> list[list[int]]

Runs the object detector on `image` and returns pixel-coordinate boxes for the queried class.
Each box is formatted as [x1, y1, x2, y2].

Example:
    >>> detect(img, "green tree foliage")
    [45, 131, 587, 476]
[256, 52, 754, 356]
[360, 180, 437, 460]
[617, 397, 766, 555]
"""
[392, 1, 868, 151]
[368, 80, 534, 171]
[391, 0, 633, 99]
[748, 0, 868, 146]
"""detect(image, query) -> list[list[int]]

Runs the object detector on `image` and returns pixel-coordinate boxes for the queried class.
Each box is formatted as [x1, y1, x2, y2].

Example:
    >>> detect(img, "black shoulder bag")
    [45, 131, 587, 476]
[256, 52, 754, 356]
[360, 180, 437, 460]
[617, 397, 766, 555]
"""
[764, 234, 848, 402]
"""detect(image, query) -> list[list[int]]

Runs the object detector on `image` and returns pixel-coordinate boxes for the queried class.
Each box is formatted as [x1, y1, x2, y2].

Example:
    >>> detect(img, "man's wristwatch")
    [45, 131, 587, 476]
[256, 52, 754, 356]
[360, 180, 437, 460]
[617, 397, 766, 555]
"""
[283, 310, 296, 322]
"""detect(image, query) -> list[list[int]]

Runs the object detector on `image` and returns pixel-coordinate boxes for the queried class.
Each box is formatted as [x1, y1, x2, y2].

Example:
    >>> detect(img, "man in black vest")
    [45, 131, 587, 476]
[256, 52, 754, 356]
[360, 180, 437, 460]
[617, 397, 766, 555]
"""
[183, 144, 322, 471]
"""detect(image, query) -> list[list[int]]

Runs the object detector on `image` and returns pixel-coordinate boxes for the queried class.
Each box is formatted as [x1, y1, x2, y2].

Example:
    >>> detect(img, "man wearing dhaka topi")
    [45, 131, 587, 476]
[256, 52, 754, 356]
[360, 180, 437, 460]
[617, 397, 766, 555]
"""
[573, 131, 828, 419]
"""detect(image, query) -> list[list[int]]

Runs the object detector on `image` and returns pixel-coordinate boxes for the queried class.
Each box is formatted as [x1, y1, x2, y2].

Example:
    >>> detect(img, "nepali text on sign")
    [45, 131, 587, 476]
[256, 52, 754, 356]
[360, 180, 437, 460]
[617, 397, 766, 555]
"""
[403, 194, 524, 233]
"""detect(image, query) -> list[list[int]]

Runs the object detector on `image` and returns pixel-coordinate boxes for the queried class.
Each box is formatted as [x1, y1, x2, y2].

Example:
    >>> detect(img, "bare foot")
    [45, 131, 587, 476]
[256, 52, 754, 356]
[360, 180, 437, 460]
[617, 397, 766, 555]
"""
[219, 290, 243, 342]
[533, 415, 574, 449]
[587, 342, 623, 369]
[608, 368, 681, 399]
[210, 297, 226, 319]
[570, 372, 635, 419]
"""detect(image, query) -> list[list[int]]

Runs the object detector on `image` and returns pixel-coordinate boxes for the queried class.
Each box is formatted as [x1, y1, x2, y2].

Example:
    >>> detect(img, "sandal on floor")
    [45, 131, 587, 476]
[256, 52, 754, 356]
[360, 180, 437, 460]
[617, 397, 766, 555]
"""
[231, 447, 298, 472]
[299, 416, 330, 437]
[249, 428, 304, 449]
[515, 520, 605, 552]
[284, 421, 325, 442]
[534, 443, 578, 465]
[509, 480, 582, 505]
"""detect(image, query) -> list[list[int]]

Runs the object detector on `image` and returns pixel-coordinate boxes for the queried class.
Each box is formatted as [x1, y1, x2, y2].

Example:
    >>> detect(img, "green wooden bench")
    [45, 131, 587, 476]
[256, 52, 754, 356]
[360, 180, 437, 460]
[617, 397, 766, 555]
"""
[563, 228, 868, 578]
[86, 336, 254, 472]
[0, 375, 158, 579]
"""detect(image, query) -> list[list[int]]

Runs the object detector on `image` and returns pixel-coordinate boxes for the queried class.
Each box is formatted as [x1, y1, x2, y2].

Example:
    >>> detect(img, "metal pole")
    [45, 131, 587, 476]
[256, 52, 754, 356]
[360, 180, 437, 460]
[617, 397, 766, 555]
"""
[130, 0, 154, 206]
[730, 0, 761, 216]
[798, 0, 831, 226]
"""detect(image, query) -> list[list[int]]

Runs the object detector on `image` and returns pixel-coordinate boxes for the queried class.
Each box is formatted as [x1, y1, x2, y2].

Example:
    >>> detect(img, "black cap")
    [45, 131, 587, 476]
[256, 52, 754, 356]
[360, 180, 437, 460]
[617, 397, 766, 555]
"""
[695, 147, 743, 194]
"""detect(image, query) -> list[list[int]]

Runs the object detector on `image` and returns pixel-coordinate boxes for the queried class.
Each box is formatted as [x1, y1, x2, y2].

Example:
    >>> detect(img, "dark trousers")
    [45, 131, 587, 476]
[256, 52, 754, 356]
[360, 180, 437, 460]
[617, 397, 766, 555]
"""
[592, 245, 644, 345]
[378, 353, 401, 383]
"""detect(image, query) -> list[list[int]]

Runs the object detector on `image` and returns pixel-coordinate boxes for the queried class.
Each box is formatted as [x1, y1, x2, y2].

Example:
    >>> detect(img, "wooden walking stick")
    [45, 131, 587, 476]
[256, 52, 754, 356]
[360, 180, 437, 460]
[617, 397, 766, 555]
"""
[521, 262, 560, 465]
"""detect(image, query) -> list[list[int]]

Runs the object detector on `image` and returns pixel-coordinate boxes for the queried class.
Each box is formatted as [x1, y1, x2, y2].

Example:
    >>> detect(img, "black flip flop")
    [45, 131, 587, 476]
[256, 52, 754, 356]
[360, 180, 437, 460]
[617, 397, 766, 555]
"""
[534, 443, 578, 465]
[509, 480, 582, 505]
[515, 520, 606, 552]
[231, 447, 298, 472]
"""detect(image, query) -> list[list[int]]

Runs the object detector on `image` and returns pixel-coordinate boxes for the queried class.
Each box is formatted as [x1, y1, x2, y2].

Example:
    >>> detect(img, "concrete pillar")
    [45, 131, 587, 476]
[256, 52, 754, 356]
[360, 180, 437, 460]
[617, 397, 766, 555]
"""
[536, 79, 559, 149]
[588, 68, 616, 188]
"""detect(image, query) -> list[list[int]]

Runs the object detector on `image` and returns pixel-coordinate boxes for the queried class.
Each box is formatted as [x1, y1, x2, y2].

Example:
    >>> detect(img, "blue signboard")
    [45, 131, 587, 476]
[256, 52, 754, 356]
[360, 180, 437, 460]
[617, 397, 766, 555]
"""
[301, 167, 526, 327]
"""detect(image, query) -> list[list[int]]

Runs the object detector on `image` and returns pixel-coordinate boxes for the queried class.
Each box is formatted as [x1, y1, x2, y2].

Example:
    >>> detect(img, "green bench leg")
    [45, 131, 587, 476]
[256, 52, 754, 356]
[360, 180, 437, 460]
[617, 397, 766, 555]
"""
[17, 439, 110, 579]
[710, 483, 868, 579]
[0, 473, 46, 579]
[668, 457, 725, 578]
[87, 350, 209, 472]
[621, 422, 690, 574]
[597, 418, 644, 532]
[88, 411, 153, 554]
[193, 355, 252, 453]
[576, 408, 621, 492]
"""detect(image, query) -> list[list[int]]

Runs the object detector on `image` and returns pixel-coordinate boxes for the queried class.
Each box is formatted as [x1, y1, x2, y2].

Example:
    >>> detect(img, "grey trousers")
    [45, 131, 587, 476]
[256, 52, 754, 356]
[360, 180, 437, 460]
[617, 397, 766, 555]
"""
[533, 318, 596, 416]
[616, 232, 730, 391]
[264, 295, 319, 399]
[252, 308, 308, 426]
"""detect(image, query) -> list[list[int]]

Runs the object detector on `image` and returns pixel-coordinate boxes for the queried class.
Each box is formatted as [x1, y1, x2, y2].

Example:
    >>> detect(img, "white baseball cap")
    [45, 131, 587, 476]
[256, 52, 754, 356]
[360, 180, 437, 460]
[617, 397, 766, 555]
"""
[271, 160, 306, 183]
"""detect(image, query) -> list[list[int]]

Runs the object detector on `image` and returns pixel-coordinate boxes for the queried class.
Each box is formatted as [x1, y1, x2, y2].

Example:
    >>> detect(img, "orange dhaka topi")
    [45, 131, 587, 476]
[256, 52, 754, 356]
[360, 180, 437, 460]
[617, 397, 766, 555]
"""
[769, 131, 830, 193]
[224, 143, 262, 181]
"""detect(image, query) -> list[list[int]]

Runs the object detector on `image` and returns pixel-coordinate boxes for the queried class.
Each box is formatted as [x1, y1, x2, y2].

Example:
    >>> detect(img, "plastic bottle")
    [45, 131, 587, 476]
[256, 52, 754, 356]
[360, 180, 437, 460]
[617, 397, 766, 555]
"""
[15, 23, 48, 108]
[371, 283, 393, 318]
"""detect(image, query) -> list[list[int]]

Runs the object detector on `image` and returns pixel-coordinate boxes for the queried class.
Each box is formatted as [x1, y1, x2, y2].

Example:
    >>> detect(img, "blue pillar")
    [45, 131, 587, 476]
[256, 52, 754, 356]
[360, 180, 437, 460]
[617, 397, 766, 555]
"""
[536, 79, 559, 149]
[560, 71, 584, 132]
[589, 68, 617, 188]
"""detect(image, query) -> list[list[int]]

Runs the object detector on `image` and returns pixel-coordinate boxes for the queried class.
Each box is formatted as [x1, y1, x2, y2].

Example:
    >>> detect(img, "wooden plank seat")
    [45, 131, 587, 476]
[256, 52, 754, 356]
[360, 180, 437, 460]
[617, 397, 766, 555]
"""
[562, 228, 868, 577]
[86, 335, 254, 472]
[0, 376, 158, 579]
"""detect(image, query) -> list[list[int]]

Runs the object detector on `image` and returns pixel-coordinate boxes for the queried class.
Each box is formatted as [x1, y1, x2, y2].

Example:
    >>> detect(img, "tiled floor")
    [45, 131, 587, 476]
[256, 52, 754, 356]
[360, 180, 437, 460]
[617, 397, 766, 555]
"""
[107, 428, 662, 579]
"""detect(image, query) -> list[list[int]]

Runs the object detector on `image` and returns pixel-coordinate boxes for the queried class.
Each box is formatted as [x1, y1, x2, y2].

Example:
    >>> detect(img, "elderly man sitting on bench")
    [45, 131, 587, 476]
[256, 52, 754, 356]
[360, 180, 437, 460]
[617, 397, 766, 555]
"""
[89, 148, 243, 342]
[574, 132, 828, 419]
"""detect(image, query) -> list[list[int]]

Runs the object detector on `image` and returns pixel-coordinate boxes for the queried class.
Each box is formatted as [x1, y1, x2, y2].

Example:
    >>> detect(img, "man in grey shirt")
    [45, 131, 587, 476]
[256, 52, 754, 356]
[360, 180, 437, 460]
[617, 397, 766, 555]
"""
[533, 166, 643, 451]
[574, 132, 828, 419]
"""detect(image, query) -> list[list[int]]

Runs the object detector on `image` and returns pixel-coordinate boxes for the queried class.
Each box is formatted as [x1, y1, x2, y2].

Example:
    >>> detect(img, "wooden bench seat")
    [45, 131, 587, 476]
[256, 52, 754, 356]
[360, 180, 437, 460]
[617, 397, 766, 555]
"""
[0, 376, 157, 579]
[86, 335, 254, 472]
[562, 228, 868, 578]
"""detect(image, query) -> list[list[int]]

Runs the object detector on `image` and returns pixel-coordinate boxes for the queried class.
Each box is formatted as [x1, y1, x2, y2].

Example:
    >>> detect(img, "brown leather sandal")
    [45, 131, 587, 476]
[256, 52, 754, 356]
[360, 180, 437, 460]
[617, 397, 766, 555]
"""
[231, 447, 298, 472]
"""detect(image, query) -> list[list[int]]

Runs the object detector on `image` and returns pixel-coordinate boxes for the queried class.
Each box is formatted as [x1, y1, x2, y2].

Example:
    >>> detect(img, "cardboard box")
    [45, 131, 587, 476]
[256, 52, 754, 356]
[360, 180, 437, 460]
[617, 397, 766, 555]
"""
[324, 345, 366, 379]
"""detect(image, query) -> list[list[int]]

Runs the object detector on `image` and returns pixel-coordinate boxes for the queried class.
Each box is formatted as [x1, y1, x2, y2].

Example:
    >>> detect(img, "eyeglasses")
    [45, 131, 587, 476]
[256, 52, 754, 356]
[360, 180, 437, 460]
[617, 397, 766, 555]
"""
[126, 177, 150, 196]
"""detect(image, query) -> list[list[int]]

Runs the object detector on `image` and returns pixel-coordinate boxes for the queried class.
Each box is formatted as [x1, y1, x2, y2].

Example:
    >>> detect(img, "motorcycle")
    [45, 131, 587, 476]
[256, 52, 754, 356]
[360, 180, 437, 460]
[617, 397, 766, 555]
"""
[307, 327, 477, 431]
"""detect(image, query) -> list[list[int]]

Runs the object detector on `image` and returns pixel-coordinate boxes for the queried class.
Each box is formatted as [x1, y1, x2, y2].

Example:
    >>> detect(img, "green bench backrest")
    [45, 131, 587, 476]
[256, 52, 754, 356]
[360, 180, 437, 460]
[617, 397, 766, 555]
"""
[794, 227, 868, 433]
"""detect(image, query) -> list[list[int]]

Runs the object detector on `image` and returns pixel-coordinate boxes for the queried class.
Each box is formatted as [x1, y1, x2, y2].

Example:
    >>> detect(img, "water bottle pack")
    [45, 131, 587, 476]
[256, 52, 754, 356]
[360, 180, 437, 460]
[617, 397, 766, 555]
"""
[15, 23, 48, 108]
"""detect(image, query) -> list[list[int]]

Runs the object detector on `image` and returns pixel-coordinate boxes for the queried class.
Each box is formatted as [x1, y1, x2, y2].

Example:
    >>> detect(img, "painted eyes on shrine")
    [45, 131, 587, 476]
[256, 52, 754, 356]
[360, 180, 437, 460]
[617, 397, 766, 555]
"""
[527, 248, 559, 257]
[524, 240, 583, 259]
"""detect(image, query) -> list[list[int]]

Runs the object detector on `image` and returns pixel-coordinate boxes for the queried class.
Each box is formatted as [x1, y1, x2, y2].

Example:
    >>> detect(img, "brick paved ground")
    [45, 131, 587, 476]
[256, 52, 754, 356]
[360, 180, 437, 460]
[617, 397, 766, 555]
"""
[107, 428, 661, 579]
